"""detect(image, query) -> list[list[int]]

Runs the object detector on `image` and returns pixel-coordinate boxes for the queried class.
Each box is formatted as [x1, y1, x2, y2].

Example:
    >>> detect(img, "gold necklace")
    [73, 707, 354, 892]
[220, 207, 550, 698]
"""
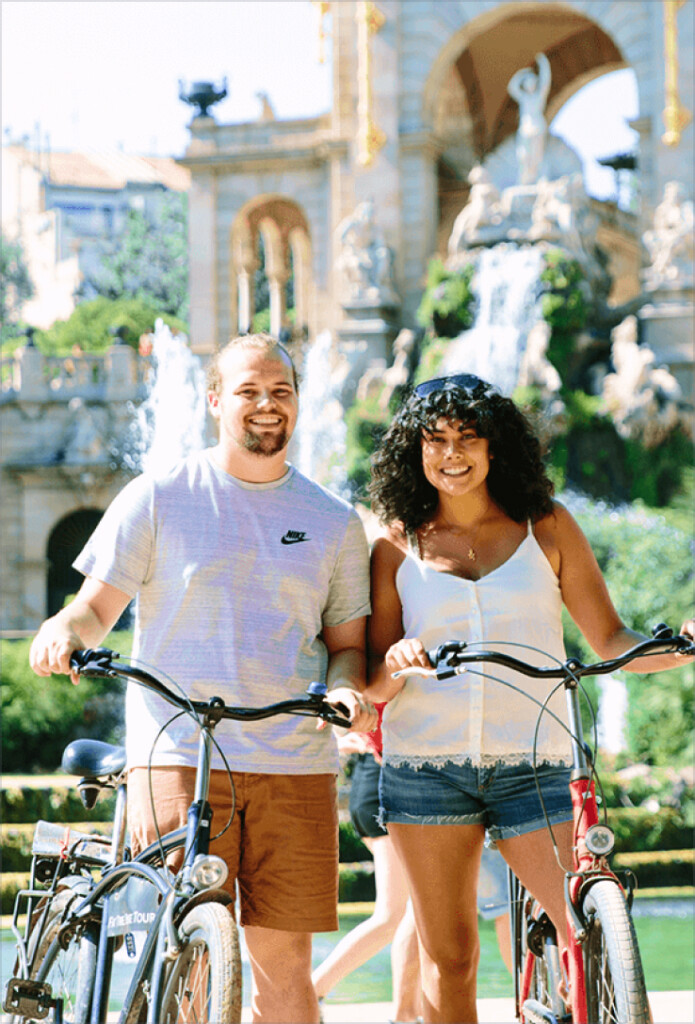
[438, 519, 485, 562]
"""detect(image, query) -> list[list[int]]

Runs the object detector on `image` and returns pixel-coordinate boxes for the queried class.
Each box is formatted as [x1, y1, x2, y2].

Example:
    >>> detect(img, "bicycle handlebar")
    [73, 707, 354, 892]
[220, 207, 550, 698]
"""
[69, 649, 353, 729]
[393, 625, 694, 681]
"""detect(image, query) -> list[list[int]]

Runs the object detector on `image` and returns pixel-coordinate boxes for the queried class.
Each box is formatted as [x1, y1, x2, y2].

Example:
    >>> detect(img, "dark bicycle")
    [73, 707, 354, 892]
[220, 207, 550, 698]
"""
[3, 648, 351, 1024]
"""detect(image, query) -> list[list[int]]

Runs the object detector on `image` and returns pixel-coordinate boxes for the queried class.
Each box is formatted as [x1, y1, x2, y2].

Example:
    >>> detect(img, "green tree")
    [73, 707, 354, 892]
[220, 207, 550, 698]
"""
[79, 192, 188, 322]
[36, 296, 187, 355]
[1, 231, 34, 344]
[562, 497, 693, 767]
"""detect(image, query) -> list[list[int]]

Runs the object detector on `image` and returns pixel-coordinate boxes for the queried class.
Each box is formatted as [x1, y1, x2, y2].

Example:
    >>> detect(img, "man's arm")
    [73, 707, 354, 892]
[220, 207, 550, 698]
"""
[30, 576, 132, 684]
[322, 616, 377, 733]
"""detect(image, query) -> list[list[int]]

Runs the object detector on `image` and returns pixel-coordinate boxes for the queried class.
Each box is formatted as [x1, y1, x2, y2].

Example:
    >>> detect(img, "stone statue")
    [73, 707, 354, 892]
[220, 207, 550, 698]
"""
[448, 166, 503, 252]
[256, 91, 276, 121]
[517, 321, 561, 394]
[643, 180, 694, 290]
[507, 53, 551, 186]
[336, 200, 398, 305]
[602, 315, 687, 447]
[355, 328, 416, 410]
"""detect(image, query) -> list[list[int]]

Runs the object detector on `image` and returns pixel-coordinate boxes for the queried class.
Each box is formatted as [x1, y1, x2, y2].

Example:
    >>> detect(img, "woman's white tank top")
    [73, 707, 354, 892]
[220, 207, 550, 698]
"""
[382, 524, 571, 768]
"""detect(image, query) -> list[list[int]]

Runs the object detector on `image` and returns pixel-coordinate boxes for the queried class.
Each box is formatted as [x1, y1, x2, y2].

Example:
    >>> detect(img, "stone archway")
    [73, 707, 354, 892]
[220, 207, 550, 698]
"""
[419, 2, 650, 263]
[46, 508, 103, 617]
[230, 196, 312, 340]
[423, 3, 632, 162]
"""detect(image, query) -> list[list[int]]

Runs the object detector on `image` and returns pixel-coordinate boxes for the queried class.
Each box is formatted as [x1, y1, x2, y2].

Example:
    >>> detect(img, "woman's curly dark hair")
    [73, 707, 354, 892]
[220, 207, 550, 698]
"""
[368, 376, 554, 531]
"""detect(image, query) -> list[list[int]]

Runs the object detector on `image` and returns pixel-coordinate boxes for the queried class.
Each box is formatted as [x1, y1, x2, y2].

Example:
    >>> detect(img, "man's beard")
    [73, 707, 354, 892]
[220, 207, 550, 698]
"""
[242, 428, 288, 456]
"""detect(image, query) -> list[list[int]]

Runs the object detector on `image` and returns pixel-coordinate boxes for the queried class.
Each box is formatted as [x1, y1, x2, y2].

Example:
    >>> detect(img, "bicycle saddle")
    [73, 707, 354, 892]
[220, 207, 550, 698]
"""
[61, 739, 127, 779]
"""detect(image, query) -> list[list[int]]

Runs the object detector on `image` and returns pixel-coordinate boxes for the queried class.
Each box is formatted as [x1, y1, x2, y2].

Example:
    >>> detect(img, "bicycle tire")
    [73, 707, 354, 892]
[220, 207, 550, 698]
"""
[158, 902, 241, 1023]
[21, 889, 98, 1024]
[583, 880, 650, 1024]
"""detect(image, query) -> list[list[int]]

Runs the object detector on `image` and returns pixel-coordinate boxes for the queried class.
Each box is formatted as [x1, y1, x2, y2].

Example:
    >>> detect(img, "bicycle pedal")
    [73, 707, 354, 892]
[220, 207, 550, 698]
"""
[3, 978, 59, 1020]
[521, 998, 564, 1024]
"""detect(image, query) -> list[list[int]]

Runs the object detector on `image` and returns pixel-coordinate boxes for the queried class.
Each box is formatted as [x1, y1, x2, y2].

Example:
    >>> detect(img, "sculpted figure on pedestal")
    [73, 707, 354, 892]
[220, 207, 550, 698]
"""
[449, 167, 503, 252]
[507, 53, 552, 186]
[336, 200, 398, 305]
[643, 181, 694, 290]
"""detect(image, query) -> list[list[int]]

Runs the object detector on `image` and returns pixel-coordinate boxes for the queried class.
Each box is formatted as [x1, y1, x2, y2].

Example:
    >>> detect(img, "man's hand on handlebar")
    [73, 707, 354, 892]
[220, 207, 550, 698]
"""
[320, 687, 378, 734]
[30, 622, 84, 687]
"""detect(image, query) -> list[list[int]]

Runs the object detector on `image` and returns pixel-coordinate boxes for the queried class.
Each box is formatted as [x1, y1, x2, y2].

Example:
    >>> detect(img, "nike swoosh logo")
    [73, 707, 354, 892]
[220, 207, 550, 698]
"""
[281, 536, 309, 545]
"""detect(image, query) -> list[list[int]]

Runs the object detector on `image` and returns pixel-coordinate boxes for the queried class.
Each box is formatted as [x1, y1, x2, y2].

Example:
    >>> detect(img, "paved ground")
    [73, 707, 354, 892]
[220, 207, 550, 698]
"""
[242, 991, 694, 1022]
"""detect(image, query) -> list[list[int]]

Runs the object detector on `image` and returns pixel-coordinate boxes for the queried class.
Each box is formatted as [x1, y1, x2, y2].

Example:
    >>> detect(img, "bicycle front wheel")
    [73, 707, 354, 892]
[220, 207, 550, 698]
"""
[583, 880, 650, 1024]
[158, 902, 241, 1023]
[27, 890, 98, 1024]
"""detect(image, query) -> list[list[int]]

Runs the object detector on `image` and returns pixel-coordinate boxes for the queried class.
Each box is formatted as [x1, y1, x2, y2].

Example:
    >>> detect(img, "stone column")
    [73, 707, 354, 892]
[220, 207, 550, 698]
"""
[237, 265, 256, 335]
[18, 345, 47, 402]
[268, 270, 289, 339]
[106, 343, 136, 401]
[188, 169, 218, 354]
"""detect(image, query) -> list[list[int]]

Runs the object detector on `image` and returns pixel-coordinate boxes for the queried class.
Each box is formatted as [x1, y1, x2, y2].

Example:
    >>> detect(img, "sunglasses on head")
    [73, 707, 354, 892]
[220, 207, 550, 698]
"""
[414, 373, 488, 398]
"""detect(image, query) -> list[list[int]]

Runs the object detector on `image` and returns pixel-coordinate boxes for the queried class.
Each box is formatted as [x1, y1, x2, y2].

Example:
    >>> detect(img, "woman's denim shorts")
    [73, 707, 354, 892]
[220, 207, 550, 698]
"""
[379, 759, 572, 842]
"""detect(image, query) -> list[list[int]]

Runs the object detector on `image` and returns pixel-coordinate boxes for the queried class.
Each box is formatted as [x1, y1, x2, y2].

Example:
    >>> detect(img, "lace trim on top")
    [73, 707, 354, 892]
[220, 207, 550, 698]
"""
[384, 752, 572, 770]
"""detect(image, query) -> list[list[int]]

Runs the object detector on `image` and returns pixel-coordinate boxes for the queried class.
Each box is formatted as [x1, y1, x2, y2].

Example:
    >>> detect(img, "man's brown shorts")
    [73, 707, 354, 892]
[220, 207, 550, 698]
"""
[128, 767, 339, 932]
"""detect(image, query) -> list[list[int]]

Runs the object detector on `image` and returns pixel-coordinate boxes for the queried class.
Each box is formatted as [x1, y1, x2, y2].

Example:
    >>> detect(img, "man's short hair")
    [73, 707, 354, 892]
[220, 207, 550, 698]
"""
[206, 333, 299, 394]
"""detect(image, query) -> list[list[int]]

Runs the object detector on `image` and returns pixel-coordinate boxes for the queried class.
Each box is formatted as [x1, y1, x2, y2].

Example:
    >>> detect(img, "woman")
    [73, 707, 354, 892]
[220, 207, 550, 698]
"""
[365, 373, 693, 1023]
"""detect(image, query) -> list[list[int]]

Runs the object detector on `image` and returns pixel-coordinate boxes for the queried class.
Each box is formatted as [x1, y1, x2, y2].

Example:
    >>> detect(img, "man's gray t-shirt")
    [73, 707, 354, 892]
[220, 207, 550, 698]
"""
[74, 450, 370, 773]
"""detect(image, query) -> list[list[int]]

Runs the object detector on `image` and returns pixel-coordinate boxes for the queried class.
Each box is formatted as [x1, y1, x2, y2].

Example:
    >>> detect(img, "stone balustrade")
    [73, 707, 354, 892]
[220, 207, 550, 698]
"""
[1, 345, 152, 403]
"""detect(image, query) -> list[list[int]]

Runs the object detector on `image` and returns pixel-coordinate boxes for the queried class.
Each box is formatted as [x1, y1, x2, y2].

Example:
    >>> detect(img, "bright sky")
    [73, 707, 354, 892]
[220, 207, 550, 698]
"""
[2, 0, 637, 198]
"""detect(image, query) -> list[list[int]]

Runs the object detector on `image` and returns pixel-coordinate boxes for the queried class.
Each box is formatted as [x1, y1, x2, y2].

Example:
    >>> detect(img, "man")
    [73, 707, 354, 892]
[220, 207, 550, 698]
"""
[30, 333, 376, 1023]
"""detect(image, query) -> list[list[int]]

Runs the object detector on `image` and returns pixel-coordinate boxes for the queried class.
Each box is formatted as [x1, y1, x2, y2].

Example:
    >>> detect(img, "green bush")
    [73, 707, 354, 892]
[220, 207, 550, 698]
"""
[561, 497, 693, 767]
[1, 636, 130, 773]
[339, 820, 370, 862]
[612, 849, 693, 890]
[607, 807, 692, 854]
[416, 258, 475, 339]
[338, 862, 376, 902]
[35, 297, 187, 355]
[345, 394, 391, 501]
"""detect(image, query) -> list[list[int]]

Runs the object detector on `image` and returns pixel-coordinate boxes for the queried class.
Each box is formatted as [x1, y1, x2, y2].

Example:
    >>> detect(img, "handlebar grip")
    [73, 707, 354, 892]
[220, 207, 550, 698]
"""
[322, 702, 352, 729]
[69, 648, 117, 675]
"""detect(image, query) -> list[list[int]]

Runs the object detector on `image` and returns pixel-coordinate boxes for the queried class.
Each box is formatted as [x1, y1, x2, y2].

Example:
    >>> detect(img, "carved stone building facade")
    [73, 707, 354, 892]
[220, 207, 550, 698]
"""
[2, 0, 693, 632]
[180, 0, 693, 357]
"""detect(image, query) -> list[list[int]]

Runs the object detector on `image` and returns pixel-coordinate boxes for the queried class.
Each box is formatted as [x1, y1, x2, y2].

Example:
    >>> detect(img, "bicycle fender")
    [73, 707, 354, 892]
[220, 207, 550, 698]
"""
[173, 887, 234, 927]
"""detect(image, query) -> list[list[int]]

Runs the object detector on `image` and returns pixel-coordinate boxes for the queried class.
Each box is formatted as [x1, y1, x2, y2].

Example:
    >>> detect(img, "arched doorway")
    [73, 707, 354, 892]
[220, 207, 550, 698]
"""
[46, 509, 102, 617]
[230, 196, 311, 340]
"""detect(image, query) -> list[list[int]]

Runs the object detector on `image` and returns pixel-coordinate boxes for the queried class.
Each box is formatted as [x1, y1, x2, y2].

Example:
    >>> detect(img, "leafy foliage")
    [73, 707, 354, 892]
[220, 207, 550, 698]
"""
[1, 232, 34, 344]
[416, 258, 475, 339]
[78, 192, 189, 322]
[35, 296, 187, 355]
[1, 635, 130, 772]
[345, 394, 391, 501]
[561, 495, 693, 767]
[540, 248, 588, 372]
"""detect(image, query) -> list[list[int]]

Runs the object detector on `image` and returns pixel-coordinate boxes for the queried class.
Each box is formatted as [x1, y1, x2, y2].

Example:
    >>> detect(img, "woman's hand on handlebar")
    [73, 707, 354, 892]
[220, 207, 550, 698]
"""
[386, 638, 432, 679]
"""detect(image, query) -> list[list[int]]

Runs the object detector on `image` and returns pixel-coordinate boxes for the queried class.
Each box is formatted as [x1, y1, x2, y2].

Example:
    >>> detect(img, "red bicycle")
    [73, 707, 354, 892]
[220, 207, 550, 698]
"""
[403, 624, 693, 1024]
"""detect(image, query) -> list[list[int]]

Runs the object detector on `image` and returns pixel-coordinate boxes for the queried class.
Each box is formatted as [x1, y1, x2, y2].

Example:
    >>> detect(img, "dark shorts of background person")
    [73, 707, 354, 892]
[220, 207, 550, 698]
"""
[128, 766, 339, 932]
[348, 752, 387, 839]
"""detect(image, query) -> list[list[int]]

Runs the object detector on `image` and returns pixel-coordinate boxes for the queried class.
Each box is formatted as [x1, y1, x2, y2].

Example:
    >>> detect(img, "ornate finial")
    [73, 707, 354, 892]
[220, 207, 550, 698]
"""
[312, 1, 331, 64]
[178, 78, 228, 119]
[662, 0, 692, 146]
[356, 1, 386, 167]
